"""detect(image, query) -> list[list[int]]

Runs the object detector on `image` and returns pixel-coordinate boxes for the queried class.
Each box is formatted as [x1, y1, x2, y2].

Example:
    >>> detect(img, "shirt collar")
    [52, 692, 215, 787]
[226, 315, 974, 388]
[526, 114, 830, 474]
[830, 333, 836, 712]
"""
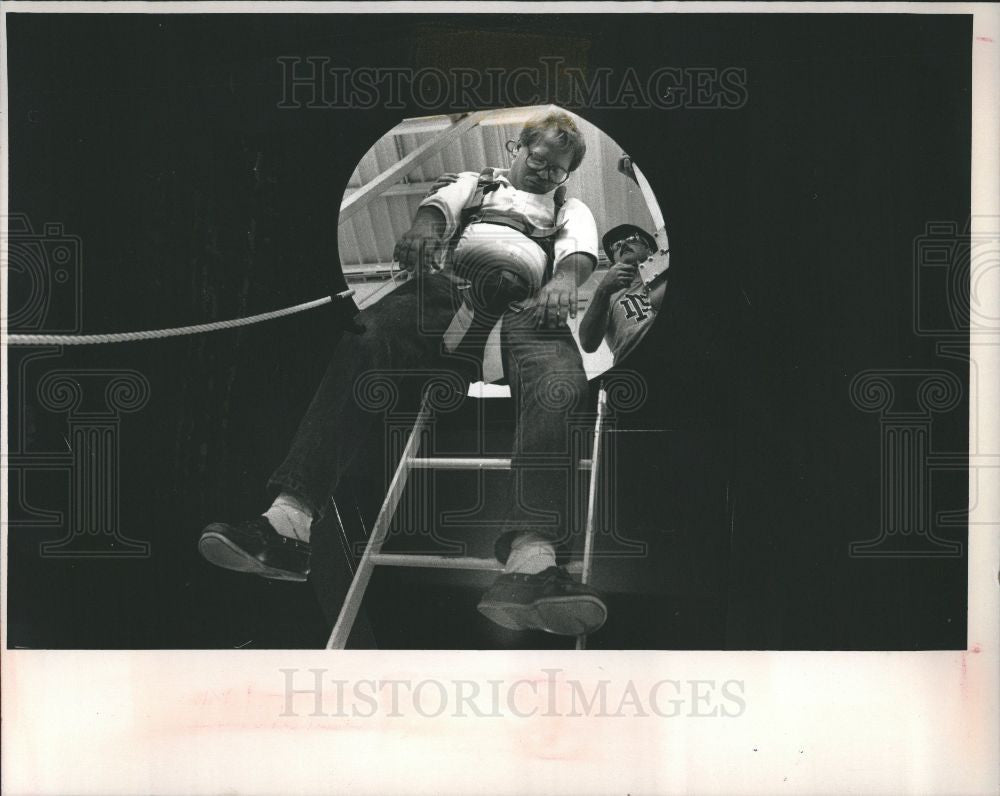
[493, 168, 556, 197]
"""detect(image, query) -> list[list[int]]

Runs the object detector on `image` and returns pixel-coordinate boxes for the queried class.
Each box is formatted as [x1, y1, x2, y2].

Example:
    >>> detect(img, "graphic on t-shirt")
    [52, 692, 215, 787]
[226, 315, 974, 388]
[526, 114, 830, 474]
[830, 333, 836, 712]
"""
[619, 292, 652, 323]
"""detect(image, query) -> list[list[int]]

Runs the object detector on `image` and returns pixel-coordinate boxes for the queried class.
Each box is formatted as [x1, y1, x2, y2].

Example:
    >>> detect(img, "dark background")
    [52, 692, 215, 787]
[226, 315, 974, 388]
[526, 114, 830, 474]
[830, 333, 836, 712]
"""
[6, 13, 969, 649]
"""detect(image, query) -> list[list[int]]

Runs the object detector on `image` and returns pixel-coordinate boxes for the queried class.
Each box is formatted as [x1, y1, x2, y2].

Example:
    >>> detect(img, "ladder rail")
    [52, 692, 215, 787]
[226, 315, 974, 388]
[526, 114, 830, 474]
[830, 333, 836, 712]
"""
[576, 387, 609, 650]
[580, 387, 608, 587]
[326, 400, 433, 649]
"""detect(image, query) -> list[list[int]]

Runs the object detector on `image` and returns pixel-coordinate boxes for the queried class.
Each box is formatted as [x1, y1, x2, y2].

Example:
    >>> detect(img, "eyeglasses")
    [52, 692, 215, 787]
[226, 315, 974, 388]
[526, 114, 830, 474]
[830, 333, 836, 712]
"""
[505, 140, 570, 185]
[610, 233, 647, 253]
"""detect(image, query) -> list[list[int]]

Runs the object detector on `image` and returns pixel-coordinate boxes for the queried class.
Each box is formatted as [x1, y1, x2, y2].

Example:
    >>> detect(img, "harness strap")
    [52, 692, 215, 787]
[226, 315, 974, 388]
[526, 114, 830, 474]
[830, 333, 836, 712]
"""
[459, 169, 569, 240]
[442, 170, 572, 378]
[537, 184, 568, 236]
[470, 211, 546, 239]
[459, 167, 500, 226]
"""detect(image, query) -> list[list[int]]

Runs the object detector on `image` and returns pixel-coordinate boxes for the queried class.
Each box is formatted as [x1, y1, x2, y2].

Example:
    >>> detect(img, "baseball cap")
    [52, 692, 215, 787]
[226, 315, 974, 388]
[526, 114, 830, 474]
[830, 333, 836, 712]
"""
[601, 224, 658, 261]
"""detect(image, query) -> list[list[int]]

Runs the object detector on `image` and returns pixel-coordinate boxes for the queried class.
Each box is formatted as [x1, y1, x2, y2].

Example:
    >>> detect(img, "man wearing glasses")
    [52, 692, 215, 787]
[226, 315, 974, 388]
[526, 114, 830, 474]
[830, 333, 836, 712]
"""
[579, 224, 666, 364]
[402, 118, 597, 333]
[199, 110, 608, 640]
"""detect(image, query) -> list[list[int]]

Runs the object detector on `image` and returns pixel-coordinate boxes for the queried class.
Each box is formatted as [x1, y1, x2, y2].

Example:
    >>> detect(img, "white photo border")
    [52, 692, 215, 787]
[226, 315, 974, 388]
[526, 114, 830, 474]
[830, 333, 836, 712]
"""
[2, 3, 997, 795]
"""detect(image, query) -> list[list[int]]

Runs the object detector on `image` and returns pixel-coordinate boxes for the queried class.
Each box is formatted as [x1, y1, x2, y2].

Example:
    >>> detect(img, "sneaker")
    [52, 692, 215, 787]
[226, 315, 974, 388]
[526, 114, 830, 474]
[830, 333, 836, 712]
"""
[477, 566, 607, 636]
[198, 516, 311, 582]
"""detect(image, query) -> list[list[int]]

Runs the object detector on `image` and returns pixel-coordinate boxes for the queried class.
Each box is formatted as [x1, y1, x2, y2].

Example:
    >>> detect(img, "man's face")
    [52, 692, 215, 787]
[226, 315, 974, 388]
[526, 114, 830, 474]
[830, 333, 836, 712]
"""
[509, 129, 575, 194]
[611, 234, 653, 266]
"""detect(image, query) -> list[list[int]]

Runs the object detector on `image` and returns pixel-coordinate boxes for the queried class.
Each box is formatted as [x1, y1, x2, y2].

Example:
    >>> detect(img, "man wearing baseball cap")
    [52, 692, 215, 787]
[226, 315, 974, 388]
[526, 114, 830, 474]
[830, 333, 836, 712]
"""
[579, 223, 666, 363]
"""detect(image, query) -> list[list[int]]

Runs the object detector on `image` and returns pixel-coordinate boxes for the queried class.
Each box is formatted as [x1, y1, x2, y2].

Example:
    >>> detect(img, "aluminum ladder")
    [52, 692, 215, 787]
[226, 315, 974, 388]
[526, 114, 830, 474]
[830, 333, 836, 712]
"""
[326, 387, 608, 650]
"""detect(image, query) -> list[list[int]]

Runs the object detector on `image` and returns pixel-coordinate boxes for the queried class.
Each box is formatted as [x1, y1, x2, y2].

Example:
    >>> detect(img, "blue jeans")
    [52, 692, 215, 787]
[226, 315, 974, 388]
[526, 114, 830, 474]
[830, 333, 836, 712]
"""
[268, 273, 589, 563]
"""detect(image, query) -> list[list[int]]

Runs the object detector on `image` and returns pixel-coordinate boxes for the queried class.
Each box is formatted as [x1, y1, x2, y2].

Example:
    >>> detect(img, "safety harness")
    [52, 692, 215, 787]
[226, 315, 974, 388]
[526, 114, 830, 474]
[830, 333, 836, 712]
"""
[447, 167, 568, 285]
[441, 167, 570, 383]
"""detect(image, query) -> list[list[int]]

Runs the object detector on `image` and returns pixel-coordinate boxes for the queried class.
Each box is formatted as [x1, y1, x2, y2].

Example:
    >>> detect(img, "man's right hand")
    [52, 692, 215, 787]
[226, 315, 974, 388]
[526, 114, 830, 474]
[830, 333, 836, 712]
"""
[599, 263, 636, 295]
[393, 208, 446, 274]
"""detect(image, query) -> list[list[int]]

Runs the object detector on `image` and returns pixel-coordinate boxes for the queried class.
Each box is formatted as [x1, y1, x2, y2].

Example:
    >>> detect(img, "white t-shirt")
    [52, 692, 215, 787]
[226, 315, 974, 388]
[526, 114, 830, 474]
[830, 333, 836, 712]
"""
[419, 169, 599, 270]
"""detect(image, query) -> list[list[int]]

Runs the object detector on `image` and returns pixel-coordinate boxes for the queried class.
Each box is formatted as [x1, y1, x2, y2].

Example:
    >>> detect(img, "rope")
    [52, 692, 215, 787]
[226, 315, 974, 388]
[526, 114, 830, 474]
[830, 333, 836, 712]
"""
[5, 291, 354, 346]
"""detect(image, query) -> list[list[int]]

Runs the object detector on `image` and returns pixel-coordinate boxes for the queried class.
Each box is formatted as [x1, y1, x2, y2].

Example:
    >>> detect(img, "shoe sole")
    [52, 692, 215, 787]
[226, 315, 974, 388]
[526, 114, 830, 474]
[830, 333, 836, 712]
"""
[536, 596, 607, 636]
[478, 595, 607, 636]
[198, 531, 308, 583]
[477, 600, 546, 632]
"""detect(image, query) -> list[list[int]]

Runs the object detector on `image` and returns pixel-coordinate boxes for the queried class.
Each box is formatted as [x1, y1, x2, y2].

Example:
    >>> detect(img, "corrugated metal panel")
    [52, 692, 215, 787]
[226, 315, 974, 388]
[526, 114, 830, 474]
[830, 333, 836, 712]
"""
[339, 107, 662, 271]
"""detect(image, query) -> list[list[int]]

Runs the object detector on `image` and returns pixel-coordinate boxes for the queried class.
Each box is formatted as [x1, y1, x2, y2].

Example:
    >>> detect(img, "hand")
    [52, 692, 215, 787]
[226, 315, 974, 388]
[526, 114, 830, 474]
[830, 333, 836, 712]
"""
[520, 274, 577, 329]
[599, 263, 637, 295]
[393, 222, 443, 274]
[425, 172, 461, 196]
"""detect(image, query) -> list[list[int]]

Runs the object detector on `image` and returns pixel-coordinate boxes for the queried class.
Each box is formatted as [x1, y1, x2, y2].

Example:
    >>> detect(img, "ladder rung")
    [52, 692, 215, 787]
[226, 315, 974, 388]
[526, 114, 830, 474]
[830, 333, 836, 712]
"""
[371, 553, 582, 574]
[408, 457, 592, 470]
[372, 554, 503, 570]
[408, 457, 511, 470]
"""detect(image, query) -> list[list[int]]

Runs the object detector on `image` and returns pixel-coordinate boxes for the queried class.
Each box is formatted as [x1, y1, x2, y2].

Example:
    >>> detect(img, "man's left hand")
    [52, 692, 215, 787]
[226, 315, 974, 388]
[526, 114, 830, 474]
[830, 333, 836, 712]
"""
[426, 173, 461, 196]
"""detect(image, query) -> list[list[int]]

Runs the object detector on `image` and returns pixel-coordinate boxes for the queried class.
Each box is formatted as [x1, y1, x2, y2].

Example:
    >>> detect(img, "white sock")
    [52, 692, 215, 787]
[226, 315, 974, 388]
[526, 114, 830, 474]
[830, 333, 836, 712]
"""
[504, 532, 557, 575]
[263, 493, 314, 544]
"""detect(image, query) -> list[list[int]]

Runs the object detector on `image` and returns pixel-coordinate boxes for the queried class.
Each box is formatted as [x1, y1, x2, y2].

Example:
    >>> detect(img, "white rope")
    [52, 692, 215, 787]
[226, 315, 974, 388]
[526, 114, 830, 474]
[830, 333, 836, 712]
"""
[5, 291, 355, 346]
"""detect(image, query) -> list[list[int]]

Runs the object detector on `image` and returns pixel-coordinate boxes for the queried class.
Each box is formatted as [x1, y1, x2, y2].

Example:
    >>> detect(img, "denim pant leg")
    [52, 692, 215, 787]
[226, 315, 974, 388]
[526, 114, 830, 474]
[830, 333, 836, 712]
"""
[268, 275, 467, 515]
[493, 309, 589, 564]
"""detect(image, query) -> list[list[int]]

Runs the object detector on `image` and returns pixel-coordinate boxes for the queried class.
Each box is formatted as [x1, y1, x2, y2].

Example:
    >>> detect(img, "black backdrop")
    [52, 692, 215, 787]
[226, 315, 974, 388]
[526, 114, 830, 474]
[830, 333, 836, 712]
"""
[6, 13, 969, 649]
